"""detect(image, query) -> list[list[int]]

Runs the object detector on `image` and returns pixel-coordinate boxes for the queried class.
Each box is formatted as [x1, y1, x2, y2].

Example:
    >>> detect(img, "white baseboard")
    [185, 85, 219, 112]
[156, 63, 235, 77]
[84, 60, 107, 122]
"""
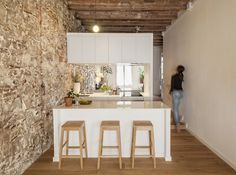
[186, 126, 236, 171]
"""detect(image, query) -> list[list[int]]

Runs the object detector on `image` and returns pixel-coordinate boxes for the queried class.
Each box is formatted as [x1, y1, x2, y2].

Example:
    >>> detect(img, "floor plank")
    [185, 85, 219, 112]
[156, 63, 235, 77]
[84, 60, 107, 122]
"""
[23, 130, 236, 175]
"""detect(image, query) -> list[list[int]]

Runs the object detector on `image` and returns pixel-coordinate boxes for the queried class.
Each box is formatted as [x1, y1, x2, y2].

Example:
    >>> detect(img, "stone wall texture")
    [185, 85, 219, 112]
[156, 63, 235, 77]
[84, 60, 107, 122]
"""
[0, 0, 79, 174]
[73, 65, 96, 93]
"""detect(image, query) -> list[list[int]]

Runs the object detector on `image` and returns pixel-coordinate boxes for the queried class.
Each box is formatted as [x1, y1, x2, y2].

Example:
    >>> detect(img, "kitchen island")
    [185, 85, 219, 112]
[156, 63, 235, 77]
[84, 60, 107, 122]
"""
[53, 101, 171, 162]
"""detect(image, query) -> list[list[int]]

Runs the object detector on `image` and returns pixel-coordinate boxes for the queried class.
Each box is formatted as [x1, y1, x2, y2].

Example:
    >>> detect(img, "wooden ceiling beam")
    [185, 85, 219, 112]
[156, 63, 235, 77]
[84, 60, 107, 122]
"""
[82, 21, 171, 27]
[68, 0, 189, 10]
[81, 19, 172, 23]
[154, 37, 163, 39]
[69, 5, 186, 12]
[85, 28, 165, 33]
[68, 0, 189, 4]
[84, 26, 166, 31]
[75, 11, 177, 20]
[154, 37, 163, 40]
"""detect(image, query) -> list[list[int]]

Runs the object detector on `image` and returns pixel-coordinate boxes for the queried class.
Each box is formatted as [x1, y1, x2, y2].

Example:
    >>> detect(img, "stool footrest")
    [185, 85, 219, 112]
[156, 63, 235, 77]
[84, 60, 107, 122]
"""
[61, 155, 82, 158]
[102, 146, 119, 149]
[133, 155, 154, 158]
[135, 146, 151, 149]
[101, 155, 120, 158]
[67, 146, 85, 149]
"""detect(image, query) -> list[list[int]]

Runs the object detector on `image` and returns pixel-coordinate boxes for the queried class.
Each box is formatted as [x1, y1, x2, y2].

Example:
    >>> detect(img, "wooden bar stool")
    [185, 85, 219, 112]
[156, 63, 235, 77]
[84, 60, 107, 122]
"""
[97, 121, 122, 169]
[131, 120, 156, 168]
[59, 121, 88, 169]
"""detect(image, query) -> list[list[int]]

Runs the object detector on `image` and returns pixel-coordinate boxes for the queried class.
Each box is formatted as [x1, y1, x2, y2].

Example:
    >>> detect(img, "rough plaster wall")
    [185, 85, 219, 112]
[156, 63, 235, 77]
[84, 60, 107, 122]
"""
[0, 0, 79, 174]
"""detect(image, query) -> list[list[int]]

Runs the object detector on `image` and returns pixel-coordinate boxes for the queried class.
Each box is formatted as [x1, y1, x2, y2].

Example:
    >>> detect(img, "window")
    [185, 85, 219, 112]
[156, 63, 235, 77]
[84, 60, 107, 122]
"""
[116, 65, 132, 90]
[116, 64, 144, 91]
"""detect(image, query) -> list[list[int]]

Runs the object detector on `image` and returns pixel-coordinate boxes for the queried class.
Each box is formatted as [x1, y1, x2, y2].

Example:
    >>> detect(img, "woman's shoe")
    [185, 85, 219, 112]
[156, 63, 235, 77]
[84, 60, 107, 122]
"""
[175, 124, 181, 133]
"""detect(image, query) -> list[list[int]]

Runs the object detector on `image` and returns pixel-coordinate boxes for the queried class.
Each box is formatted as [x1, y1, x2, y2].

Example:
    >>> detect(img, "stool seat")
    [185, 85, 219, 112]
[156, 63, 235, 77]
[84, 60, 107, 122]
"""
[133, 120, 153, 128]
[62, 121, 84, 129]
[101, 121, 120, 129]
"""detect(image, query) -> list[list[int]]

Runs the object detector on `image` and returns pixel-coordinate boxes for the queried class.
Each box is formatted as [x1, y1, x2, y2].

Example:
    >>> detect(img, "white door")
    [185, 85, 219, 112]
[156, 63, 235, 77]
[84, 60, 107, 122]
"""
[95, 35, 108, 63]
[122, 35, 136, 63]
[67, 34, 83, 63]
[82, 35, 95, 63]
[109, 35, 122, 63]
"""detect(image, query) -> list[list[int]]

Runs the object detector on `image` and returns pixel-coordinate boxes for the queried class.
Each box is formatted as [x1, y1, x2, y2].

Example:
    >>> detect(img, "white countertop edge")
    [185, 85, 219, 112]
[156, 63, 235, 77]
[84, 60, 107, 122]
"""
[53, 101, 170, 109]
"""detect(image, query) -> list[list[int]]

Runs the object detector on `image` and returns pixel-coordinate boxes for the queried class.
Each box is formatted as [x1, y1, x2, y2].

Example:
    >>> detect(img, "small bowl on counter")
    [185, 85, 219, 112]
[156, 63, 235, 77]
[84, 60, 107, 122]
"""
[78, 100, 92, 105]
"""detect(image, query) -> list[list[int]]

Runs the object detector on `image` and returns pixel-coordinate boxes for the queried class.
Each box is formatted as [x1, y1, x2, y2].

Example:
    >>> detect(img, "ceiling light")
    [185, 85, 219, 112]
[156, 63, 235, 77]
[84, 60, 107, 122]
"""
[93, 25, 100, 33]
[135, 26, 140, 33]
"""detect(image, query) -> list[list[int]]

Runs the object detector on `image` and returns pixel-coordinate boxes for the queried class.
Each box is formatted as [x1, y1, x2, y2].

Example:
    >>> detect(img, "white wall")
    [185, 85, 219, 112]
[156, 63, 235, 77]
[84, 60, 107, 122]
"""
[163, 0, 236, 170]
[153, 46, 162, 96]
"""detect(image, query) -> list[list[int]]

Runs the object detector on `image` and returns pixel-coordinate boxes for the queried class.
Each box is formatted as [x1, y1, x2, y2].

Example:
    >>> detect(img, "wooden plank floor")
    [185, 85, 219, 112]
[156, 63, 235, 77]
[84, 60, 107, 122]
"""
[23, 130, 236, 175]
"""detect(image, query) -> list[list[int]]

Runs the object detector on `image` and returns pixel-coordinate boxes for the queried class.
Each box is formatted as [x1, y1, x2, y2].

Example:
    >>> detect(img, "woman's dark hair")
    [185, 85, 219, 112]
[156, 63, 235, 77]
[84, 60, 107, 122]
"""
[177, 65, 185, 73]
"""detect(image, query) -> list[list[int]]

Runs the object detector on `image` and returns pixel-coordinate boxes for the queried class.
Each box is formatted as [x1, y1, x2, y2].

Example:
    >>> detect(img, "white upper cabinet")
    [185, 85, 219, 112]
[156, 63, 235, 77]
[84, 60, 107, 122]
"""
[108, 35, 122, 63]
[67, 34, 83, 63]
[122, 35, 136, 63]
[82, 34, 95, 63]
[95, 35, 108, 63]
[67, 33, 153, 64]
[136, 34, 152, 63]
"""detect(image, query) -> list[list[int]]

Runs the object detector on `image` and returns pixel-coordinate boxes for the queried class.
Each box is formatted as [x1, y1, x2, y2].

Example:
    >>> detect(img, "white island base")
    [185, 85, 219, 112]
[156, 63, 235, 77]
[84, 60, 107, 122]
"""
[53, 101, 171, 162]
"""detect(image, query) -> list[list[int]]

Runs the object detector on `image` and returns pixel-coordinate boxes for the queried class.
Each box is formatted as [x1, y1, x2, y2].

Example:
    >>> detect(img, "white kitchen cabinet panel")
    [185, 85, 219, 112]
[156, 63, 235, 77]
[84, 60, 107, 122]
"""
[122, 35, 136, 63]
[136, 35, 152, 63]
[109, 35, 122, 63]
[67, 34, 83, 63]
[82, 35, 96, 63]
[95, 35, 108, 63]
[67, 33, 153, 64]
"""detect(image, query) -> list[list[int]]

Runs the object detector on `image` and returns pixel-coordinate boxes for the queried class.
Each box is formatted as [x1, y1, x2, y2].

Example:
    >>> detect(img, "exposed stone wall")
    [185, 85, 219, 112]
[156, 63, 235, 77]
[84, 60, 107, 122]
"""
[0, 0, 79, 174]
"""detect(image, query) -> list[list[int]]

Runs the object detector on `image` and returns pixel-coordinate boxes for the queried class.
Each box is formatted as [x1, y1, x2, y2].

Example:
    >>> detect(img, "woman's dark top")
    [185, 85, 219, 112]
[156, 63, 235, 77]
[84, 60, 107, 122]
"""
[170, 73, 184, 93]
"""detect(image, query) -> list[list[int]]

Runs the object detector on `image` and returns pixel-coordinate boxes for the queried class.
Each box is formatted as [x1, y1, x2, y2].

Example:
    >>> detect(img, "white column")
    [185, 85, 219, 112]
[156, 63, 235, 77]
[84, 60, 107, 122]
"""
[164, 108, 172, 161]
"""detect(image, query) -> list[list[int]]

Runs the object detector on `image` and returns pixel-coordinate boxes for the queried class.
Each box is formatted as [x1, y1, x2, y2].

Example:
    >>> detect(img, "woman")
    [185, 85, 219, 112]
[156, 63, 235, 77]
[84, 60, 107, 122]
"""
[170, 65, 185, 132]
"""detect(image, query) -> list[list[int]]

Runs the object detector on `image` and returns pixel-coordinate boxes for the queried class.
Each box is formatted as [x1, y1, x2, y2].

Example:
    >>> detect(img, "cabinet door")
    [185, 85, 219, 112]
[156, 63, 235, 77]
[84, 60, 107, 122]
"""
[67, 34, 83, 63]
[108, 35, 122, 63]
[136, 35, 152, 63]
[122, 35, 136, 63]
[95, 35, 108, 63]
[82, 35, 95, 63]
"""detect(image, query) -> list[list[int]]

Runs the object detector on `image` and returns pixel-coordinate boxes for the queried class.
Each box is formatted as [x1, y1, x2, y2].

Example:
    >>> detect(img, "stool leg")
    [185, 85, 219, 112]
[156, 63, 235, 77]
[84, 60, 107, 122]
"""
[117, 127, 122, 169]
[130, 126, 134, 159]
[149, 130, 152, 156]
[131, 127, 136, 169]
[59, 128, 64, 169]
[83, 124, 88, 158]
[79, 128, 84, 169]
[150, 127, 156, 168]
[97, 127, 103, 169]
[66, 130, 69, 155]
